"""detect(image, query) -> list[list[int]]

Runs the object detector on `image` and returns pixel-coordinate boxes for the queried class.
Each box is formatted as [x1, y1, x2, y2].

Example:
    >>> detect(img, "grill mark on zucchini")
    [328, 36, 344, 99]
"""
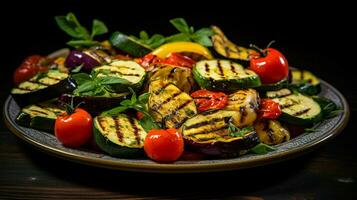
[205, 63, 210, 74]
[27, 80, 51, 86]
[153, 83, 171, 95]
[217, 60, 224, 77]
[201, 109, 221, 116]
[162, 99, 193, 123]
[99, 70, 140, 77]
[230, 61, 237, 74]
[27, 109, 49, 115]
[293, 108, 311, 116]
[174, 116, 190, 129]
[97, 117, 108, 133]
[151, 91, 182, 111]
[128, 117, 141, 145]
[190, 125, 229, 136]
[185, 117, 231, 130]
[113, 116, 123, 142]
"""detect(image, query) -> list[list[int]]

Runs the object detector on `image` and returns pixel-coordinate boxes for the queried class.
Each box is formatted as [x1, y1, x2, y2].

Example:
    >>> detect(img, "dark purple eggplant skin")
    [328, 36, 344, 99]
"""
[59, 93, 129, 116]
[65, 50, 101, 71]
[12, 77, 77, 108]
[184, 131, 260, 158]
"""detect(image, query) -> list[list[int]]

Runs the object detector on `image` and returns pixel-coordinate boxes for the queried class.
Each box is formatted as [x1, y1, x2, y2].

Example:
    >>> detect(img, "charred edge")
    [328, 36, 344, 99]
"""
[280, 102, 296, 109]
[153, 82, 171, 95]
[293, 108, 311, 116]
[151, 91, 182, 111]
[162, 100, 193, 123]
[239, 106, 248, 124]
[114, 116, 123, 142]
[97, 117, 108, 133]
[263, 120, 275, 143]
[230, 61, 237, 74]
[174, 116, 191, 129]
[201, 109, 221, 116]
[204, 63, 210, 74]
[168, 67, 178, 79]
[128, 117, 141, 145]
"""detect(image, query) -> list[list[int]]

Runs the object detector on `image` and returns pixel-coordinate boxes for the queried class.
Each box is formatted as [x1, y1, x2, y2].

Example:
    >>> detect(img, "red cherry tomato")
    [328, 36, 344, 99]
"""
[160, 53, 196, 68]
[13, 55, 44, 85]
[191, 89, 228, 112]
[144, 128, 184, 162]
[258, 99, 282, 119]
[136, 111, 144, 120]
[55, 108, 93, 147]
[250, 47, 289, 84]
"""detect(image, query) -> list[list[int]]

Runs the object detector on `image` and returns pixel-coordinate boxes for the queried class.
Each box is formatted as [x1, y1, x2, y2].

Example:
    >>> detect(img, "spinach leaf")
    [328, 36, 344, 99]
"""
[250, 143, 276, 154]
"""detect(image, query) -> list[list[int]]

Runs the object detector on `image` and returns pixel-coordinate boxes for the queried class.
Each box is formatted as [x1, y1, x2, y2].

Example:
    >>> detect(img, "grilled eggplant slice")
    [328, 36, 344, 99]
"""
[148, 81, 197, 129]
[60, 93, 129, 116]
[11, 70, 77, 107]
[16, 100, 65, 132]
[225, 89, 260, 127]
[94, 60, 146, 92]
[193, 59, 261, 92]
[93, 114, 147, 158]
[211, 26, 257, 66]
[181, 109, 259, 157]
[267, 89, 323, 125]
[254, 120, 290, 145]
[148, 64, 195, 93]
[289, 69, 321, 95]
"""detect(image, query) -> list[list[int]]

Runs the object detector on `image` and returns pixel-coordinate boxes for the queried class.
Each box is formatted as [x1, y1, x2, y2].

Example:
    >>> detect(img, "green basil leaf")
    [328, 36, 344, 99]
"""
[67, 40, 101, 47]
[34, 72, 48, 81]
[97, 76, 131, 85]
[71, 64, 83, 73]
[102, 106, 129, 116]
[165, 33, 191, 43]
[170, 18, 190, 33]
[192, 35, 213, 47]
[120, 99, 133, 106]
[72, 73, 92, 85]
[55, 16, 80, 38]
[194, 28, 214, 37]
[139, 30, 149, 40]
[250, 143, 276, 154]
[229, 126, 254, 137]
[91, 19, 108, 38]
[138, 93, 150, 104]
[73, 81, 96, 94]
[139, 115, 160, 132]
[146, 34, 166, 48]
[128, 87, 137, 104]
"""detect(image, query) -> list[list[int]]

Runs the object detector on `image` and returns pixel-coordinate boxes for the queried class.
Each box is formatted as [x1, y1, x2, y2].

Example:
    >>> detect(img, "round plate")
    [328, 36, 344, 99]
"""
[3, 79, 350, 173]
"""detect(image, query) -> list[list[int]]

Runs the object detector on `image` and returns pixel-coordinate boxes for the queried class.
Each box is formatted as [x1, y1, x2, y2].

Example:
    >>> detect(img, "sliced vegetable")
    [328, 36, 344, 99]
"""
[268, 89, 323, 125]
[181, 109, 260, 157]
[289, 69, 321, 95]
[65, 49, 111, 72]
[258, 99, 282, 120]
[93, 60, 146, 92]
[93, 114, 147, 158]
[159, 53, 196, 68]
[11, 70, 77, 107]
[148, 64, 195, 93]
[211, 26, 257, 64]
[148, 81, 197, 129]
[55, 107, 93, 148]
[257, 78, 288, 92]
[191, 89, 228, 112]
[225, 89, 259, 126]
[16, 100, 65, 132]
[110, 31, 152, 57]
[59, 93, 129, 116]
[144, 128, 184, 162]
[13, 55, 45, 85]
[193, 59, 261, 91]
[254, 120, 290, 145]
[152, 42, 213, 59]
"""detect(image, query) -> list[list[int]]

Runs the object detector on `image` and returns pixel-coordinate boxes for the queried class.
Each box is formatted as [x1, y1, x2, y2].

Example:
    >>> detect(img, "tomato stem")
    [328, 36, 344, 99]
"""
[267, 40, 276, 48]
[62, 97, 84, 115]
[249, 44, 266, 57]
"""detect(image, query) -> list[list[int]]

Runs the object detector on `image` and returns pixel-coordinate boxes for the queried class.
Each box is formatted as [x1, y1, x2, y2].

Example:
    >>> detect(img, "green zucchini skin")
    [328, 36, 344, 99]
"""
[193, 60, 261, 92]
[93, 123, 144, 158]
[110, 31, 152, 57]
[16, 112, 55, 132]
[289, 69, 321, 95]
[11, 77, 77, 107]
[257, 78, 289, 92]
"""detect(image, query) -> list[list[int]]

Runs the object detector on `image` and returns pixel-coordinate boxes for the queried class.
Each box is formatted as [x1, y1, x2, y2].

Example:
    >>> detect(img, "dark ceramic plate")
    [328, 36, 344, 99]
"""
[3, 79, 349, 173]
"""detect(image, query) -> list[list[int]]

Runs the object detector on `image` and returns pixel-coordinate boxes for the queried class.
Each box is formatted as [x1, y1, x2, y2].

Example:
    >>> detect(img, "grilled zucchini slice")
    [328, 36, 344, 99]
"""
[93, 114, 147, 158]
[289, 69, 321, 95]
[181, 109, 260, 157]
[193, 59, 261, 92]
[148, 81, 197, 129]
[94, 60, 146, 92]
[211, 26, 257, 65]
[225, 89, 260, 127]
[16, 100, 65, 132]
[254, 120, 290, 145]
[110, 31, 152, 57]
[11, 70, 76, 107]
[267, 89, 323, 125]
[148, 64, 195, 93]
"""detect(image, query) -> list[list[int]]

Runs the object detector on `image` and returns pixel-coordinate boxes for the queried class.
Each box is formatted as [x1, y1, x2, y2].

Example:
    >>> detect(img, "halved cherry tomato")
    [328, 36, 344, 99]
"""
[136, 111, 144, 120]
[13, 55, 45, 85]
[135, 53, 162, 71]
[258, 99, 282, 119]
[144, 128, 184, 162]
[160, 53, 196, 68]
[55, 108, 93, 148]
[191, 89, 228, 112]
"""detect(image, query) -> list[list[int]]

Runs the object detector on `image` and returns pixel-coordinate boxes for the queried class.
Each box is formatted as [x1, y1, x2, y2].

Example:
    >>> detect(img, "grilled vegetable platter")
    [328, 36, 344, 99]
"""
[9, 13, 343, 164]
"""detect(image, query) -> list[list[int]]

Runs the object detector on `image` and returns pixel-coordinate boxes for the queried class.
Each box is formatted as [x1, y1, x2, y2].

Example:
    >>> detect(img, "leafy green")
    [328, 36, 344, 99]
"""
[313, 96, 343, 119]
[55, 12, 108, 48]
[228, 121, 254, 137]
[250, 143, 276, 154]
[130, 31, 165, 49]
[101, 89, 160, 132]
[71, 70, 129, 97]
[71, 65, 83, 73]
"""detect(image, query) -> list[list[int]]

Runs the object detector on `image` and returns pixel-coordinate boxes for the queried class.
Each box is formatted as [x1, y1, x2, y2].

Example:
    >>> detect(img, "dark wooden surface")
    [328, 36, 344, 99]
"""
[1, 1, 356, 199]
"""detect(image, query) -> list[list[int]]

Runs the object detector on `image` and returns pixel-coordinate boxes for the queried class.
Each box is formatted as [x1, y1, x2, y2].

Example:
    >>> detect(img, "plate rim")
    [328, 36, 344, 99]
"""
[3, 79, 350, 173]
